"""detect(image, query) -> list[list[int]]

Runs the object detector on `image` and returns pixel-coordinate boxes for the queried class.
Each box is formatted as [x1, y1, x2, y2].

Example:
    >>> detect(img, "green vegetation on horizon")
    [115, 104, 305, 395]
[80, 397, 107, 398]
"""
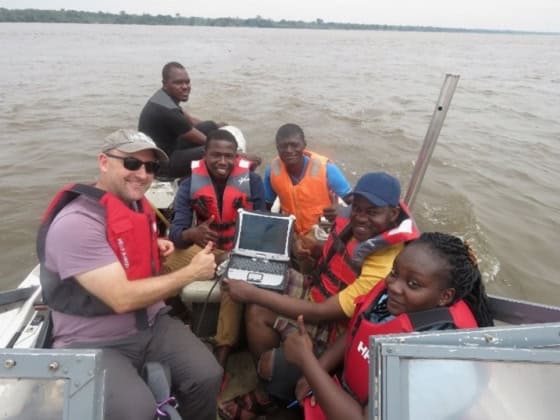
[0, 8, 554, 35]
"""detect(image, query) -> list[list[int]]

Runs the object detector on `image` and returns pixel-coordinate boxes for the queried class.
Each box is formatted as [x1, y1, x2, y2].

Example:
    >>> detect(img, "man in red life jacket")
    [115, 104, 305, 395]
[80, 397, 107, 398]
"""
[218, 172, 419, 419]
[165, 129, 266, 368]
[37, 129, 221, 420]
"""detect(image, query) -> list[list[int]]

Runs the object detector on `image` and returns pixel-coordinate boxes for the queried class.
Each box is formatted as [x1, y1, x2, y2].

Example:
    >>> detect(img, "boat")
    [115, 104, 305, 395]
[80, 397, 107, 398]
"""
[2, 261, 560, 419]
[2, 76, 560, 419]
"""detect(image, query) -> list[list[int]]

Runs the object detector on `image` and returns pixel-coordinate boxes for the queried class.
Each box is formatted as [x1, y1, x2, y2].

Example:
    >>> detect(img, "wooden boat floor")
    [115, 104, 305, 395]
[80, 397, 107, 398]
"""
[219, 350, 303, 420]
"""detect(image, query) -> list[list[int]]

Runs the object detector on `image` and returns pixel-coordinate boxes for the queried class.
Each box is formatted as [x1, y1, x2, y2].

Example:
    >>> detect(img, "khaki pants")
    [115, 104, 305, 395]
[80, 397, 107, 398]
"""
[163, 245, 242, 348]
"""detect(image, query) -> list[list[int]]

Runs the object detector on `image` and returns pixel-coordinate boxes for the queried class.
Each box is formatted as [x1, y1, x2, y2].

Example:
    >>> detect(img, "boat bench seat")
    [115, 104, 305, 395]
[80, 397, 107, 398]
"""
[180, 280, 221, 304]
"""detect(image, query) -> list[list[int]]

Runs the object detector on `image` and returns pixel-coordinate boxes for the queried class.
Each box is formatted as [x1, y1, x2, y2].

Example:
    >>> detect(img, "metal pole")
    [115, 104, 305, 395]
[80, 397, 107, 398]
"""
[404, 74, 460, 208]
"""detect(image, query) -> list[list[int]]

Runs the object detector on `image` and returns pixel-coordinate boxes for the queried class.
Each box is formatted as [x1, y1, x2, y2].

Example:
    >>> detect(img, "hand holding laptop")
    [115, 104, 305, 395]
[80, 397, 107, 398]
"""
[321, 190, 340, 223]
[220, 278, 259, 304]
[293, 236, 312, 259]
[294, 234, 323, 260]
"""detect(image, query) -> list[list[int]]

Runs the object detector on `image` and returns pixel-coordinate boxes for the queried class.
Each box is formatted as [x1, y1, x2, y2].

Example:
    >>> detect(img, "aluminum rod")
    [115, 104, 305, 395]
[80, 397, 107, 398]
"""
[404, 74, 460, 207]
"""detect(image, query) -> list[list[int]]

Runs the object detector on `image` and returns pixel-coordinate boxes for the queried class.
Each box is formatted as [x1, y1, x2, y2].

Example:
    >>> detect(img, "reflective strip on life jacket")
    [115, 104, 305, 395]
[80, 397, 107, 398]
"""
[352, 200, 420, 266]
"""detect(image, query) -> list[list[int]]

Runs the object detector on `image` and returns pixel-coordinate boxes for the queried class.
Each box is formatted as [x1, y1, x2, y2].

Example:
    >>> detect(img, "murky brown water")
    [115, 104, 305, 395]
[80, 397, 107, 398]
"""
[1, 23, 559, 305]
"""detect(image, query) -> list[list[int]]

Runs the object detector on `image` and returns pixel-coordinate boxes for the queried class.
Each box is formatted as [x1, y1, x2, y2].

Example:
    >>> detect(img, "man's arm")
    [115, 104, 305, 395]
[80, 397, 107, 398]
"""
[221, 278, 347, 322]
[177, 127, 207, 146]
[156, 105, 201, 146]
[75, 243, 216, 314]
[183, 109, 203, 126]
[326, 162, 352, 203]
[168, 180, 194, 248]
[263, 165, 277, 209]
[249, 172, 267, 211]
[178, 110, 211, 146]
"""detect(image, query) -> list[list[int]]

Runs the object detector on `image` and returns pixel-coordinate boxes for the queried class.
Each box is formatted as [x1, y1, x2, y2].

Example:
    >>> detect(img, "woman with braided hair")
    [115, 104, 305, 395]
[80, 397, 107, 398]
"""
[419, 232, 494, 328]
[283, 232, 494, 420]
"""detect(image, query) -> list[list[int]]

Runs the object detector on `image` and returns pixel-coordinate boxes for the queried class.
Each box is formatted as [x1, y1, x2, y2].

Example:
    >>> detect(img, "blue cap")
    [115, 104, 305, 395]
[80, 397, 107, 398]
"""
[352, 172, 401, 207]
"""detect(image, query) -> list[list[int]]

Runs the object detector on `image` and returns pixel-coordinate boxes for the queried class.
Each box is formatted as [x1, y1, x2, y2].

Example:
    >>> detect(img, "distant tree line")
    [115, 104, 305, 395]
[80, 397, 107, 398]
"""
[0, 8, 546, 35]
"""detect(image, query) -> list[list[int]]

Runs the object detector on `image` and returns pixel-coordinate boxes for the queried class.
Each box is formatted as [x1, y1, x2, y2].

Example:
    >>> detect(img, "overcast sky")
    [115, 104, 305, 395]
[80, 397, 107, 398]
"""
[1, 0, 559, 33]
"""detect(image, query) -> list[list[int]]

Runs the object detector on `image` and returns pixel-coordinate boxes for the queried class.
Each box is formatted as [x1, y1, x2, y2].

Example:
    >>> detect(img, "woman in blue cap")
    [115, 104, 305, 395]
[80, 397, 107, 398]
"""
[219, 172, 420, 419]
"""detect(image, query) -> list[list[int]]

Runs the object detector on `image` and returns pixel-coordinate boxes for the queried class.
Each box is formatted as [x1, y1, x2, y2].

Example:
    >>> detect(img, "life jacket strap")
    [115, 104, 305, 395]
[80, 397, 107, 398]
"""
[143, 362, 181, 419]
[408, 307, 453, 330]
[134, 309, 149, 330]
[211, 221, 236, 230]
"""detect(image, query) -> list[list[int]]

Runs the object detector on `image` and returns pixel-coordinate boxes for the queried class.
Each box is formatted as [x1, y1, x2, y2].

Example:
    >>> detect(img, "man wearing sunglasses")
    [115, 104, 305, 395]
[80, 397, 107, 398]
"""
[37, 129, 223, 420]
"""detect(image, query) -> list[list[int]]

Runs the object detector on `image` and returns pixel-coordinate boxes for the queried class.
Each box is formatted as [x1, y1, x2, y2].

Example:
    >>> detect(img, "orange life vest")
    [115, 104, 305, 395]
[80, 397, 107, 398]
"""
[270, 150, 331, 235]
[190, 158, 253, 250]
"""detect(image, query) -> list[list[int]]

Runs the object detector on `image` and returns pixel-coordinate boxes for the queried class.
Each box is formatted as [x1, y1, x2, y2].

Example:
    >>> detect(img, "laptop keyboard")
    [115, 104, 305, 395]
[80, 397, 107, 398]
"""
[229, 257, 286, 275]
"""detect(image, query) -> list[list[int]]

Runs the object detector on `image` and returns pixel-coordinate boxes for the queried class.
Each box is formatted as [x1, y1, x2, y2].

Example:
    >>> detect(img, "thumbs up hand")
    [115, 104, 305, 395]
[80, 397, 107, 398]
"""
[283, 315, 314, 368]
[186, 215, 220, 248]
[188, 241, 217, 281]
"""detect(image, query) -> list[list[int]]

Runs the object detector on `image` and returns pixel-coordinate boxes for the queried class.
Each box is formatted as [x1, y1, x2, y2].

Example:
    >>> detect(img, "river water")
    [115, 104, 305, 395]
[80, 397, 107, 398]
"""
[1, 23, 559, 305]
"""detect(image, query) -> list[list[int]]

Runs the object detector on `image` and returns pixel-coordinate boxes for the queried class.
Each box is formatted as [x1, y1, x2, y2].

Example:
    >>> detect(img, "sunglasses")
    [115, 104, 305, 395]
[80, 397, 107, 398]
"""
[105, 153, 160, 174]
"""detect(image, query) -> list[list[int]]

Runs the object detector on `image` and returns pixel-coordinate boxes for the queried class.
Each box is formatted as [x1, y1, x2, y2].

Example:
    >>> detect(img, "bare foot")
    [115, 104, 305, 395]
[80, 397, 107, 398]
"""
[218, 388, 277, 420]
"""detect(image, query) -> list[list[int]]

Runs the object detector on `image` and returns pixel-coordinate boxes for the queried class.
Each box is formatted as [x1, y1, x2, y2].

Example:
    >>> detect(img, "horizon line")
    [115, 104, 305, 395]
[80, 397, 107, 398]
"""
[1, 7, 559, 35]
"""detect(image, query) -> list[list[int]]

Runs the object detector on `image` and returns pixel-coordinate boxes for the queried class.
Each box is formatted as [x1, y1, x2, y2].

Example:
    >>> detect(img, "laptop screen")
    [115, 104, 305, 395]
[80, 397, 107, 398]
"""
[237, 212, 291, 256]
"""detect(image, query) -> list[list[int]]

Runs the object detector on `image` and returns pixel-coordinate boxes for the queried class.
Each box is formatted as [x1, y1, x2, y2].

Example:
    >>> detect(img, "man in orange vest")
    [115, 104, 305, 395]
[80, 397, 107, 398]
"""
[265, 123, 352, 235]
[264, 123, 352, 273]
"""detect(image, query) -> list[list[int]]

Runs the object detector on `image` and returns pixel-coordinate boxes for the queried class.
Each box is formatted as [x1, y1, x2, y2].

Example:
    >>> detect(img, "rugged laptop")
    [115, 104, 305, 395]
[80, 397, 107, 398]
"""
[226, 209, 295, 290]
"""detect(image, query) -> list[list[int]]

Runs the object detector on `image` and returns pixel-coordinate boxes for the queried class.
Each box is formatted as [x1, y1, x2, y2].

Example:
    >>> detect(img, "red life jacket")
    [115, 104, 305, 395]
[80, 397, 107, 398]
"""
[343, 281, 478, 405]
[309, 213, 360, 303]
[303, 376, 341, 420]
[351, 200, 420, 266]
[36, 183, 160, 317]
[309, 202, 420, 303]
[190, 158, 253, 250]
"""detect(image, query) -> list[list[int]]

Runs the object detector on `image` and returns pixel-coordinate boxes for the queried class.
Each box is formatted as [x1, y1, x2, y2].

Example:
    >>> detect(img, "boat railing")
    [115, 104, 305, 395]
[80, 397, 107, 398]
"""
[0, 348, 105, 420]
[489, 293, 560, 324]
[368, 298, 560, 420]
